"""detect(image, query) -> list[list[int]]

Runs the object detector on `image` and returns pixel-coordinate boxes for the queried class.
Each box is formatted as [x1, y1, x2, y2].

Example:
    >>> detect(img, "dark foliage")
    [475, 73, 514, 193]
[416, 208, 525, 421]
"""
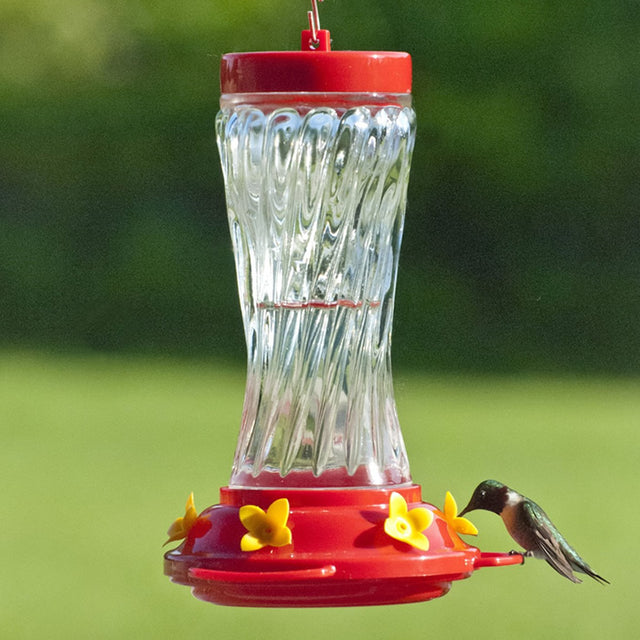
[1, 1, 638, 372]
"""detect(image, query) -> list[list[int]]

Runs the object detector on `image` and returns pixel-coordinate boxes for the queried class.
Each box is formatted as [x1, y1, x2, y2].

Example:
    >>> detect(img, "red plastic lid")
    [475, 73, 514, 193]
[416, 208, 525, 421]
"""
[221, 30, 412, 94]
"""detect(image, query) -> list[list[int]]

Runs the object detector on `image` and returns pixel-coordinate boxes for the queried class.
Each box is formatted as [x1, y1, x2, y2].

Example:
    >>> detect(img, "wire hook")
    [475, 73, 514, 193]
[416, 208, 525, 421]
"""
[307, 0, 324, 44]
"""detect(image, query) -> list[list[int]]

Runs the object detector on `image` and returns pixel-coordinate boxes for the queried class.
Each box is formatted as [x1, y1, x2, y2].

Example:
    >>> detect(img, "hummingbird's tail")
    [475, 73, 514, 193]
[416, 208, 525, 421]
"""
[572, 560, 610, 585]
[581, 567, 610, 585]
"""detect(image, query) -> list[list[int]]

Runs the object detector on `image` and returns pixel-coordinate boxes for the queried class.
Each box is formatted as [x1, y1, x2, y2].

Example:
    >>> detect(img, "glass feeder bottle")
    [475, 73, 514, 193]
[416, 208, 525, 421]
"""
[217, 41, 416, 490]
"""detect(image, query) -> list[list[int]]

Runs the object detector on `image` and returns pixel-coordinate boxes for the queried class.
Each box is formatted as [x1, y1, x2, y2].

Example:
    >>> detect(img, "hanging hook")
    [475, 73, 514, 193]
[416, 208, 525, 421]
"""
[307, 0, 324, 44]
[301, 0, 330, 51]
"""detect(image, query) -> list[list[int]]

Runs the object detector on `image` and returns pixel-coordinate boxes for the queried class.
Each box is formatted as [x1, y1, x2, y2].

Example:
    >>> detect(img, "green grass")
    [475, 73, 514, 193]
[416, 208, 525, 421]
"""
[1, 351, 637, 638]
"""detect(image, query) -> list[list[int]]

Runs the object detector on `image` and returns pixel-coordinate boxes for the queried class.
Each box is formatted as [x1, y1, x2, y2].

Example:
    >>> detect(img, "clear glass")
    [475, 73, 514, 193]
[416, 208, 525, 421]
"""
[216, 92, 416, 488]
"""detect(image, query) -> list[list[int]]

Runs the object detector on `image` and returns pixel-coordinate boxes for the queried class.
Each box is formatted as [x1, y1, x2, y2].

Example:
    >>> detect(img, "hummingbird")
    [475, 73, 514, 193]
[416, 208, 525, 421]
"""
[459, 480, 609, 584]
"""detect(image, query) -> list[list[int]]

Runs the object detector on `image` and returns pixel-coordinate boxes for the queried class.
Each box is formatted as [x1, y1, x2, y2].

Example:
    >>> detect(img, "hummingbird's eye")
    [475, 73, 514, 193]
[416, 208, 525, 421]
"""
[480, 490, 486, 498]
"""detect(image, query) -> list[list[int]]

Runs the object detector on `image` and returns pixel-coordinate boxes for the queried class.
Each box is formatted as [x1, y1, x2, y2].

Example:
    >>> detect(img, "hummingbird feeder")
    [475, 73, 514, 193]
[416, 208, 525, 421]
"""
[164, 0, 521, 607]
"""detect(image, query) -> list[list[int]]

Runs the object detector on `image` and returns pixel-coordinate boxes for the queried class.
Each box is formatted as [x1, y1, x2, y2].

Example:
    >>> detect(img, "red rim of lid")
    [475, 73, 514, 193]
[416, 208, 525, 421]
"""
[220, 50, 412, 94]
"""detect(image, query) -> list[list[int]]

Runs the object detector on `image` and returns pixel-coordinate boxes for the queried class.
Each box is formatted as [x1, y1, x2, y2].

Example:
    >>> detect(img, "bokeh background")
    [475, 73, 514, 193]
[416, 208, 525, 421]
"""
[1, 1, 638, 638]
[3, 0, 638, 372]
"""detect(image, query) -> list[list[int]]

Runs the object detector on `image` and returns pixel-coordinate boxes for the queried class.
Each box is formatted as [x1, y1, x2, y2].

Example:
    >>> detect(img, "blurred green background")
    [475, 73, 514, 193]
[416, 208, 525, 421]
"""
[1, 1, 638, 638]
[2, 352, 637, 638]
[2, 0, 638, 372]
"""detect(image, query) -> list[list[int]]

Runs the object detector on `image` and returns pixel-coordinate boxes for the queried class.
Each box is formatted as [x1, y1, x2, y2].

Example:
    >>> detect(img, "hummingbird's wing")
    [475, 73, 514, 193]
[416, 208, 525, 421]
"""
[521, 501, 582, 583]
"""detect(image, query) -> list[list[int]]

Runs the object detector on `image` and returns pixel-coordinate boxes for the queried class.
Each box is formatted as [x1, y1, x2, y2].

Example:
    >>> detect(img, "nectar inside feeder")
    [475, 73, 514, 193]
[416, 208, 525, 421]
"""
[164, 2, 522, 607]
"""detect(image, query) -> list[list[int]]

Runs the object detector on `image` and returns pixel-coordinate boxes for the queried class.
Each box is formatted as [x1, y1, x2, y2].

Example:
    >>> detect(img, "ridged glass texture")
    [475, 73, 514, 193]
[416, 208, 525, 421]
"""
[217, 94, 416, 487]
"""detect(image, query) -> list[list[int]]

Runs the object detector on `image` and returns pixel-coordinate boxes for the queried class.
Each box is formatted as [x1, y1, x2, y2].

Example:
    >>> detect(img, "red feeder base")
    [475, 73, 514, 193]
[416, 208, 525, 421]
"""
[164, 484, 522, 607]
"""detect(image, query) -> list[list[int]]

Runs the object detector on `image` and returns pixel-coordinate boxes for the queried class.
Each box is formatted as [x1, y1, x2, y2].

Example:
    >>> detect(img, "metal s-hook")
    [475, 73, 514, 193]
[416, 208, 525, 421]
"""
[302, 0, 330, 51]
[307, 0, 324, 44]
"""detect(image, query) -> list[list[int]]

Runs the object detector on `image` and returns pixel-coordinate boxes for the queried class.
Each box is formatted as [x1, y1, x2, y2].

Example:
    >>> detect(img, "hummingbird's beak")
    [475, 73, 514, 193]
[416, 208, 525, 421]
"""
[458, 503, 472, 518]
